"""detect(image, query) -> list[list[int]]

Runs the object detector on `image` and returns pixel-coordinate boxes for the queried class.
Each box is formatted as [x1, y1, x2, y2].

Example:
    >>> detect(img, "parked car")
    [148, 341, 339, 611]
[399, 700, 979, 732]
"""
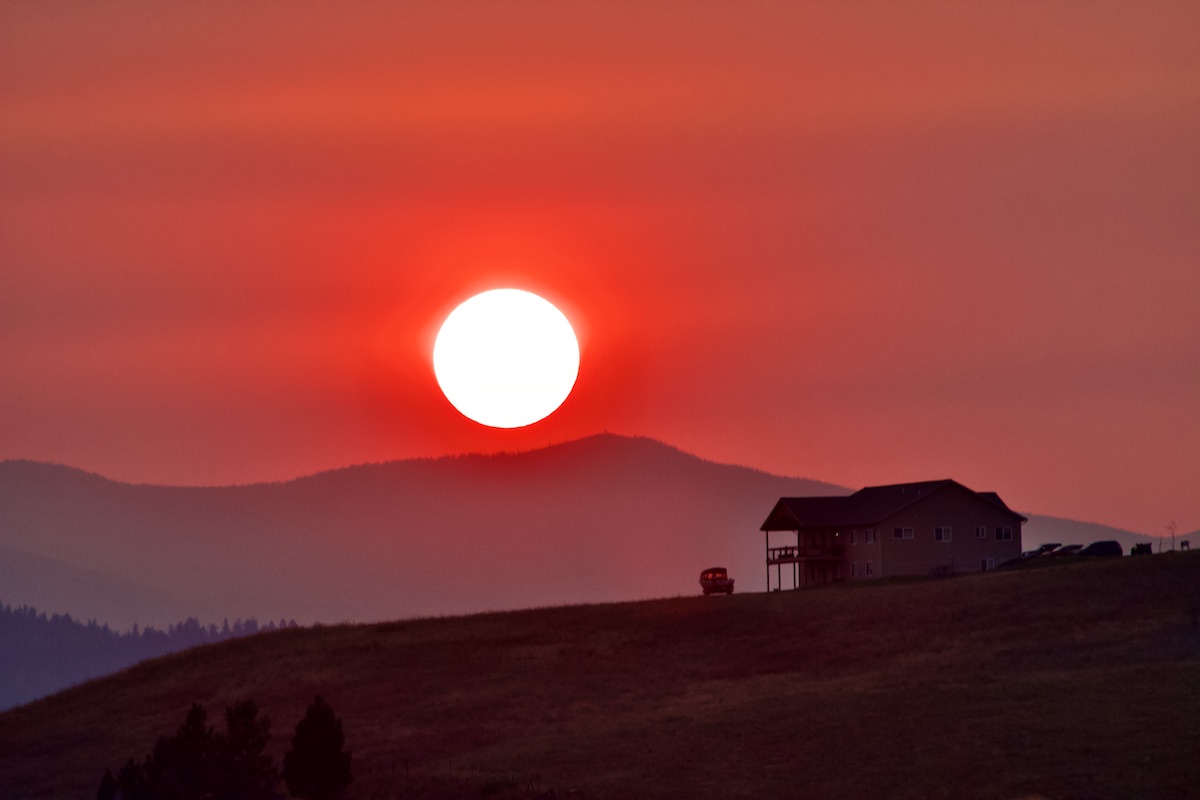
[1050, 544, 1084, 557]
[1077, 540, 1123, 557]
[699, 567, 734, 595]
[1022, 543, 1062, 559]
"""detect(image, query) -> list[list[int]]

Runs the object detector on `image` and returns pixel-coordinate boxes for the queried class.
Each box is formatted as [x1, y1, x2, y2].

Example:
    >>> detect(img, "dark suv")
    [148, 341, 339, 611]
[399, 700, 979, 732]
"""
[1077, 540, 1123, 557]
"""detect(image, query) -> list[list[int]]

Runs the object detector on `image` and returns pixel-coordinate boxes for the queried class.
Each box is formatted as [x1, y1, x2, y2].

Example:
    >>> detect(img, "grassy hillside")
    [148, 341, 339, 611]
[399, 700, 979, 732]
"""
[2, 553, 1198, 800]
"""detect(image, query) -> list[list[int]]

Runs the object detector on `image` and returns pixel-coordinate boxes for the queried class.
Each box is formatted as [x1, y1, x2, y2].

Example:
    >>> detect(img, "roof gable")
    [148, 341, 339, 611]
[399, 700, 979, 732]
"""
[975, 491, 1026, 520]
[760, 496, 861, 530]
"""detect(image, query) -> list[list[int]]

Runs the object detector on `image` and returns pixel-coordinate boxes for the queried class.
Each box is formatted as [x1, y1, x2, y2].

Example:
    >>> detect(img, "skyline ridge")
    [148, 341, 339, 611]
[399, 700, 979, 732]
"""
[1, 432, 1184, 636]
[2, 432, 1188, 539]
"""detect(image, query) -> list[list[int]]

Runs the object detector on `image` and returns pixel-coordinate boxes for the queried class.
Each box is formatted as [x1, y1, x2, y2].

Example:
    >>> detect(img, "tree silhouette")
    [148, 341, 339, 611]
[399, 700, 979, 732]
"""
[97, 700, 281, 800]
[96, 768, 118, 800]
[145, 703, 220, 799]
[283, 695, 352, 800]
[216, 699, 281, 800]
[100, 757, 150, 800]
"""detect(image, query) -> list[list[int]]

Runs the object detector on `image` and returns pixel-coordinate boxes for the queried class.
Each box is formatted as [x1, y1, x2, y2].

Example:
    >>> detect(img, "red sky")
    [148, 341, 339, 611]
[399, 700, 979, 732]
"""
[2, 2, 1197, 535]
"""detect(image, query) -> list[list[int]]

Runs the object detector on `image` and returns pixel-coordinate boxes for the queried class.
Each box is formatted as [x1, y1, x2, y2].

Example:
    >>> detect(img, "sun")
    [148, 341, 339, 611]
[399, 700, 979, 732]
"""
[433, 289, 580, 428]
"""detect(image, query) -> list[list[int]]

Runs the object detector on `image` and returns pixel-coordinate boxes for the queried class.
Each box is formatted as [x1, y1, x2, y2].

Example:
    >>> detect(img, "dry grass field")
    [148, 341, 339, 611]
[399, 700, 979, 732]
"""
[2, 552, 1198, 799]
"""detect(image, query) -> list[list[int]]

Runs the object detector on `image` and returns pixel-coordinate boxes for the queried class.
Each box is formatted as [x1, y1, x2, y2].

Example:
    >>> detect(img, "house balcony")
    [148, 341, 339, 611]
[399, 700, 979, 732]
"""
[767, 544, 845, 564]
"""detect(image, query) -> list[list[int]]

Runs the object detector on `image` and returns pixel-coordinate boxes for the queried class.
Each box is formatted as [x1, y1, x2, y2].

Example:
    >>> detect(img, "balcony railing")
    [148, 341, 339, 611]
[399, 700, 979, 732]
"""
[767, 544, 845, 562]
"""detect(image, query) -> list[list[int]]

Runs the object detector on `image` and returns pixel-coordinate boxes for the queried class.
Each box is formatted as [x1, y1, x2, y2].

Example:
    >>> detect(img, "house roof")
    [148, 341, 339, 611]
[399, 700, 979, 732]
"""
[760, 479, 1027, 531]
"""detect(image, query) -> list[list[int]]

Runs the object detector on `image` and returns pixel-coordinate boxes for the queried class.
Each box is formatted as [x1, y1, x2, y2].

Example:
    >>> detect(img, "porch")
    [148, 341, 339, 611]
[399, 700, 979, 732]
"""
[764, 532, 845, 591]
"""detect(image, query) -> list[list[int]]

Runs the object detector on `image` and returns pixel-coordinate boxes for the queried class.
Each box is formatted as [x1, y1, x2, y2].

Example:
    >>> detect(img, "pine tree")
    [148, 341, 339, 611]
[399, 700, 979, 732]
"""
[145, 703, 220, 799]
[115, 758, 150, 800]
[216, 699, 281, 800]
[283, 695, 352, 800]
[96, 768, 118, 800]
[98, 700, 285, 800]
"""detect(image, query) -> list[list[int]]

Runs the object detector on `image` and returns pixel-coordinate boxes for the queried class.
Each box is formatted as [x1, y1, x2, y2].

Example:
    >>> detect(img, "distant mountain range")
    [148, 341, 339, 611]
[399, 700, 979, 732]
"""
[0, 434, 1176, 629]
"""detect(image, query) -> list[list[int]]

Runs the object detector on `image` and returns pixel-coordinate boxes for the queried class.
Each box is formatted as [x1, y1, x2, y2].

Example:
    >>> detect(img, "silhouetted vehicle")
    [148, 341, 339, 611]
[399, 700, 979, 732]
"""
[1050, 544, 1084, 557]
[1131, 543, 1153, 556]
[699, 567, 734, 595]
[1077, 540, 1123, 557]
[1022, 543, 1062, 559]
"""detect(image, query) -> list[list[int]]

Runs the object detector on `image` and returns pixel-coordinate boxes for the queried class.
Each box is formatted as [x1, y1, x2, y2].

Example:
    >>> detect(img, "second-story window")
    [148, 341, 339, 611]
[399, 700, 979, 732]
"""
[935, 526, 952, 542]
[894, 526, 914, 540]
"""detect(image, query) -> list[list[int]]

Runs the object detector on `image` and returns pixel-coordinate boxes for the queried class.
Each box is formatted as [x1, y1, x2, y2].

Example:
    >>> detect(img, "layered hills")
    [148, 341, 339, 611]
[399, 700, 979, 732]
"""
[0, 434, 1166, 630]
[0, 434, 842, 627]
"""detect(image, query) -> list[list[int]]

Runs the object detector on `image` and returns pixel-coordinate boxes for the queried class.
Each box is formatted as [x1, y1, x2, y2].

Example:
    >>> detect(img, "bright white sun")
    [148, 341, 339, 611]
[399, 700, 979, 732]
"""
[433, 289, 580, 428]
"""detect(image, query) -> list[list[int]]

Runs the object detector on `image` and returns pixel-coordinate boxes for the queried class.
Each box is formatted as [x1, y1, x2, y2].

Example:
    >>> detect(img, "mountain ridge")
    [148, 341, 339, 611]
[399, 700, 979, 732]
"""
[0, 434, 842, 627]
[0, 433, 1174, 630]
[2, 433, 827, 490]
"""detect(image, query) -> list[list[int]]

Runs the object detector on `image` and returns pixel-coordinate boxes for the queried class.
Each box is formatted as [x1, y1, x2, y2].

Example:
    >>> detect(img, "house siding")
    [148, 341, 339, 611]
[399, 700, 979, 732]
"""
[845, 528, 882, 580]
[877, 485, 1022, 578]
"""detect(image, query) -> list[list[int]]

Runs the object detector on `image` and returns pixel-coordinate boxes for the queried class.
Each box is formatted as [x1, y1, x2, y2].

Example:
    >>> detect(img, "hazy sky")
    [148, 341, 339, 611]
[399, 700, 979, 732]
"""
[3, 2, 1197, 534]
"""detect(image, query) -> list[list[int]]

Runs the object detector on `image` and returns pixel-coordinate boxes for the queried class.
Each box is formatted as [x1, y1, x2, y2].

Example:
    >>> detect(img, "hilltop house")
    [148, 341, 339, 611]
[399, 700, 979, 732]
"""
[760, 479, 1025, 590]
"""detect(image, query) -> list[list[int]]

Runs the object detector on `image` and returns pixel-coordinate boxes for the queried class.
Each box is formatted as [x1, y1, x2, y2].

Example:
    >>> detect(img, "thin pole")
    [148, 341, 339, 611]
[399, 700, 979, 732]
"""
[765, 530, 769, 591]
[798, 530, 803, 589]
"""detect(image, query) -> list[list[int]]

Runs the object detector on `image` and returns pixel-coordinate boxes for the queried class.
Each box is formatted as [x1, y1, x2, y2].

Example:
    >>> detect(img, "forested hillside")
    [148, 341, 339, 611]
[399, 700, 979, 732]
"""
[0, 603, 296, 711]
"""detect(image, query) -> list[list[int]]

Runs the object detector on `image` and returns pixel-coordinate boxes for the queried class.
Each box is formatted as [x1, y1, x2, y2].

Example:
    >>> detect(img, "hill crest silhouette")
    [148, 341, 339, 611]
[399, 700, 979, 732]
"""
[0, 433, 1166, 628]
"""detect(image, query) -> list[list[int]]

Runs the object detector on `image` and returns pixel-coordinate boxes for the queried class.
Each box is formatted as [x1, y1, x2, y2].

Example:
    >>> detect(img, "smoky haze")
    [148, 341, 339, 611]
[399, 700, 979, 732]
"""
[0, 434, 1164, 630]
[0, 435, 839, 626]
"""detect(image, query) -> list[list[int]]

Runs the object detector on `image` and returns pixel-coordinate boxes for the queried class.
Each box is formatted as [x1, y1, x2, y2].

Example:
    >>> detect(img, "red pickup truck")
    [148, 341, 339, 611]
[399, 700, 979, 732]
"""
[699, 567, 735, 596]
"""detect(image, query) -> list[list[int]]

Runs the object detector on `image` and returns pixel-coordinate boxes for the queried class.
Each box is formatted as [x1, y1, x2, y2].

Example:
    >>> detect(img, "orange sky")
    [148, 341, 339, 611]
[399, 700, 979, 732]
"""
[2, 2, 1198, 534]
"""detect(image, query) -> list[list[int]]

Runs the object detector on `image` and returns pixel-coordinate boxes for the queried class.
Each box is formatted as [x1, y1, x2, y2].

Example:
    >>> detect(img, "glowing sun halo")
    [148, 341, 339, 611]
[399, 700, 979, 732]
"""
[433, 289, 580, 428]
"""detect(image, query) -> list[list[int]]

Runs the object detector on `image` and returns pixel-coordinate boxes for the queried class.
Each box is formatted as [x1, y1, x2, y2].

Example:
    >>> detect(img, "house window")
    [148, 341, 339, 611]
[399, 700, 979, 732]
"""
[981, 558, 996, 571]
[850, 562, 858, 578]
[995, 526, 1013, 541]
[865, 528, 877, 544]
[850, 529, 857, 545]
[976, 525, 987, 538]
[893, 527, 913, 540]
[865, 561, 874, 576]
[935, 526, 952, 542]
